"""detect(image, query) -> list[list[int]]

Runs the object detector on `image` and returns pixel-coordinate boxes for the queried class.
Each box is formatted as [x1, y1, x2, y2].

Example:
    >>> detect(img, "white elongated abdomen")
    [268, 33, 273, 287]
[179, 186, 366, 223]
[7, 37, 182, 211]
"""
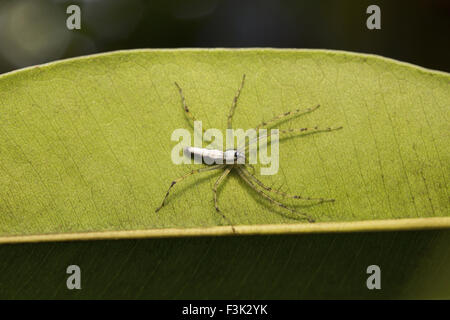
[184, 146, 224, 163]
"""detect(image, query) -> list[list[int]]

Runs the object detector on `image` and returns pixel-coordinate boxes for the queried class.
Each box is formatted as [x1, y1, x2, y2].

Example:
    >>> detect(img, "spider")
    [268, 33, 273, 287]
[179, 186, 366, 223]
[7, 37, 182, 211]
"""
[155, 75, 342, 230]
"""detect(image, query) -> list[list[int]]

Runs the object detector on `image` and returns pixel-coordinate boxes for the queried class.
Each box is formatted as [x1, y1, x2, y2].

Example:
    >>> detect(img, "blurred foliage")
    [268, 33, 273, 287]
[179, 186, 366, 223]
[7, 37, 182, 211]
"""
[0, 0, 449, 74]
[0, 230, 449, 299]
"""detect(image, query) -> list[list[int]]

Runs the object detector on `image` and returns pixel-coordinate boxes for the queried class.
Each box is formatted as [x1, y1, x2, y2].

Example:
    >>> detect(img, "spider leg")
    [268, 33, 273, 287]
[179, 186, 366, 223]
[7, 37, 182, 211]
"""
[246, 163, 256, 175]
[246, 125, 343, 151]
[236, 167, 315, 222]
[155, 164, 225, 213]
[254, 104, 320, 130]
[212, 166, 235, 231]
[240, 165, 334, 202]
[174, 82, 205, 135]
[227, 74, 246, 129]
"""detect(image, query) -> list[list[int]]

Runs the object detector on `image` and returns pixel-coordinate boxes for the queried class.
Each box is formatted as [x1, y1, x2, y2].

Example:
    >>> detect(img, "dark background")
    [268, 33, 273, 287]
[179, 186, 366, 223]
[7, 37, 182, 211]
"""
[0, 0, 449, 74]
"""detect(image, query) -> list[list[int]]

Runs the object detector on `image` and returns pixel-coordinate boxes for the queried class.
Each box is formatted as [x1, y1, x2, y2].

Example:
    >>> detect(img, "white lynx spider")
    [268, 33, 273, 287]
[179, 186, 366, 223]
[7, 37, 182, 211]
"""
[155, 75, 342, 230]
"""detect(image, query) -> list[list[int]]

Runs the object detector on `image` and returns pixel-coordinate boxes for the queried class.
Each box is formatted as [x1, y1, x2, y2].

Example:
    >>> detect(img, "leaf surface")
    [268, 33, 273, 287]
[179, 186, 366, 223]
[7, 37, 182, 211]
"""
[0, 49, 449, 241]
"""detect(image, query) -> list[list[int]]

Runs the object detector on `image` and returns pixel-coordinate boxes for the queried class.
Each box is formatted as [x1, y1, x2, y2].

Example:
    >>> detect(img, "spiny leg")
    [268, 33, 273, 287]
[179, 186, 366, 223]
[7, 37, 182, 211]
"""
[246, 163, 256, 175]
[278, 126, 343, 135]
[254, 104, 320, 130]
[240, 165, 334, 202]
[246, 125, 343, 151]
[236, 167, 314, 222]
[174, 82, 205, 135]
[227, 74, 246, 129]
[212, 167, 235, 231]
[155, 164, 225, 213]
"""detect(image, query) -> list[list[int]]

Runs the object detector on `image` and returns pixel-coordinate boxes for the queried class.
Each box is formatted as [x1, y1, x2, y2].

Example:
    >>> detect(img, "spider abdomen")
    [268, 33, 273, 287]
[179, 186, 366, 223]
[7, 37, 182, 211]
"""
[184, 146, 224, 163]
[184, 146, 244, 164]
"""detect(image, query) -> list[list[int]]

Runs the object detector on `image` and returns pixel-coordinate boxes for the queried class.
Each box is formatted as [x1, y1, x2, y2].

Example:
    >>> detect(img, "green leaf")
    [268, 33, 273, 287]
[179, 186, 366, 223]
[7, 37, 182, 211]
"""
[0, 49, 449, 299]
[0, 49, 449, 241]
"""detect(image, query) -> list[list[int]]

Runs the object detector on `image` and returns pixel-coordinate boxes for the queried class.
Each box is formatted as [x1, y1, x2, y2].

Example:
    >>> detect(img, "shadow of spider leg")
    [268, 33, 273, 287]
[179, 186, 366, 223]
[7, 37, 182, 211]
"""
[212, 166, 235, 231]
[236, 166, 315, 223]
[174, 81, 206, 136]
[155, 164, 225, 213]
[240, 165, 334, 202]
[227, 74, 246, 129]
